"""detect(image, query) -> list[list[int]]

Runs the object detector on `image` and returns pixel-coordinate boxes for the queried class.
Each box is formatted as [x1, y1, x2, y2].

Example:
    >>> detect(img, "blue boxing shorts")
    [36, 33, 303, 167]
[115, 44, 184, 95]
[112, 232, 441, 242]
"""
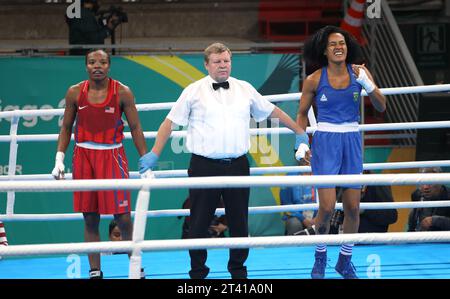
[311, 127, 363, 189]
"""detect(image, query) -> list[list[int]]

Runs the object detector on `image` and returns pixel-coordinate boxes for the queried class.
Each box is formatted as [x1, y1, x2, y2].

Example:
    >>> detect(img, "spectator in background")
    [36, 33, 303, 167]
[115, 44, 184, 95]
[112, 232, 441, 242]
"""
[66, 0, 117, 55]
[408, 167, 450, 232]
[109, 220, 122, 241]
[104, 220, 124, 255]
[358, 171, 398, 233]
[106, 219, 144, 277]
[180, 197, 228, 239]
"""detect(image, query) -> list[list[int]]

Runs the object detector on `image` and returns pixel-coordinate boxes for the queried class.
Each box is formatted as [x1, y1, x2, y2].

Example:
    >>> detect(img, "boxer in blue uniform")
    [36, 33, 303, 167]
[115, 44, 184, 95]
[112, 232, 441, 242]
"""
[296, 26, 386, 279]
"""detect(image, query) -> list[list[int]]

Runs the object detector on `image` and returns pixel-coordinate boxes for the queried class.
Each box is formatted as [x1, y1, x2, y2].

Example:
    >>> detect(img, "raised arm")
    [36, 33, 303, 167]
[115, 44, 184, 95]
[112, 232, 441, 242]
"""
[352, 64, 386, 112]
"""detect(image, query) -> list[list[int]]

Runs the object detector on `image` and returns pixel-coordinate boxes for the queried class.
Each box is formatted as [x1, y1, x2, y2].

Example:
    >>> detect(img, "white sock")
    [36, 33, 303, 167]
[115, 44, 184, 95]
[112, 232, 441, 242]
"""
[340, 243, 354, 256]
[316, 244, 327, 253]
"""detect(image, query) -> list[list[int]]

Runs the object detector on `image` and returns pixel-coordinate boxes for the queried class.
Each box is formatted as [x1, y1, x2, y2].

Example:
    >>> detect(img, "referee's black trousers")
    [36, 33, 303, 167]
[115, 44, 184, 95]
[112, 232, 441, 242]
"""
[187, 154, 250, 279]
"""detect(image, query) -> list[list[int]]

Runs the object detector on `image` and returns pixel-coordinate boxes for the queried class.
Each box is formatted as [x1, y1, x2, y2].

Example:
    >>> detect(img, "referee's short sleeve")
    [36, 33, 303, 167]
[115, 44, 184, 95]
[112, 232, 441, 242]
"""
[167, 86, 191, 126]
[248, 83, 275, 122]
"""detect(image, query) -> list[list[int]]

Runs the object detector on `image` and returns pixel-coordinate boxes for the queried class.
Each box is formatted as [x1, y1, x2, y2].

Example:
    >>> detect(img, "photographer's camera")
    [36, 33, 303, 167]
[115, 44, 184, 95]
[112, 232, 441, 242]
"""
[66, 0, 128, 55]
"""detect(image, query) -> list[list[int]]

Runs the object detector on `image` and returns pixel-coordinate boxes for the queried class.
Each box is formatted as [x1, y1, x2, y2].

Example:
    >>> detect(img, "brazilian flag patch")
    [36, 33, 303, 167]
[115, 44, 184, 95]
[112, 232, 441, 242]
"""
[353, 92, 360, 102]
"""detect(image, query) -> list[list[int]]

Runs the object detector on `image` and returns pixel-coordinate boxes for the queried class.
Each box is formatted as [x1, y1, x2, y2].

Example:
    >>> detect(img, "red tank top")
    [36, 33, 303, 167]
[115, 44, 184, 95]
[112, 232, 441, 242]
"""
[74, 78, 124, 144]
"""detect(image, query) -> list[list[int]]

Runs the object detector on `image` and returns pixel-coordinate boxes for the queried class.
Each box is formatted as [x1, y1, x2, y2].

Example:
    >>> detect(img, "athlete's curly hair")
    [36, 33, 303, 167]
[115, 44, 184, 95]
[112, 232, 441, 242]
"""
[303, 26, 364, 75]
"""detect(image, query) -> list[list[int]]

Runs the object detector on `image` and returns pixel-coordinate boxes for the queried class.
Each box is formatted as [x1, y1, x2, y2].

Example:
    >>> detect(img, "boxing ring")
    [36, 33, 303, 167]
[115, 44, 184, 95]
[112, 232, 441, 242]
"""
[1, 84, 450, 279]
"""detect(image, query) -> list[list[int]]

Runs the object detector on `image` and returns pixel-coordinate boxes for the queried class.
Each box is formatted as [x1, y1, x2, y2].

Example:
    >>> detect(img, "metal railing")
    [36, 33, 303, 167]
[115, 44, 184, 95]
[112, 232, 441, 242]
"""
[362, 0, 424, 146]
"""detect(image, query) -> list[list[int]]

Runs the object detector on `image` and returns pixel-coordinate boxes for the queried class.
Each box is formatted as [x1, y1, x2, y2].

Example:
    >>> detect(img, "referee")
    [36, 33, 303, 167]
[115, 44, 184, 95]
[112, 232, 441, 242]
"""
[139, 42, 308, 279]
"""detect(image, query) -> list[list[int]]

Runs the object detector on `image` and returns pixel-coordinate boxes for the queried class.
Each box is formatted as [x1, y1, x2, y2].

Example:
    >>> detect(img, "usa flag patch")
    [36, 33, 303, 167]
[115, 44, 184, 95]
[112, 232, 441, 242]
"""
[105, 106, 115, 113]
[119, 200, 129, 208]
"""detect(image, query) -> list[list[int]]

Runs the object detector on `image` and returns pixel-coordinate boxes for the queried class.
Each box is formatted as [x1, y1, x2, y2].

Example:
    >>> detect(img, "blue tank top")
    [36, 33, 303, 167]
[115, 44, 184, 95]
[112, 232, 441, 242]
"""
[315, 64, 362, 124]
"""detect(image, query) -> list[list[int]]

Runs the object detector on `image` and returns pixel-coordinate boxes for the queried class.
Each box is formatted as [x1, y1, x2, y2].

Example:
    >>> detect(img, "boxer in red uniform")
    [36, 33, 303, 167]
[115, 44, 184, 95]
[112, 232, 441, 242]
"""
[52, 49, 148, 279]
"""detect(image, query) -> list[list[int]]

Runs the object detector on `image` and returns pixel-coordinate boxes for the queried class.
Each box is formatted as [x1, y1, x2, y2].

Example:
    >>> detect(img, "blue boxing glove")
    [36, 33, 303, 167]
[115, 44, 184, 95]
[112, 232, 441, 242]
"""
[294, 132, 309, 150]
[138, 151, 159, 174]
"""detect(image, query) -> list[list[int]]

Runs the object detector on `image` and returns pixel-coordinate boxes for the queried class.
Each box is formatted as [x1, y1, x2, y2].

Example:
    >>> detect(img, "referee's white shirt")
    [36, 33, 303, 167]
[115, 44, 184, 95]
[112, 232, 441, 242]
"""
[167, 76, 275, 159]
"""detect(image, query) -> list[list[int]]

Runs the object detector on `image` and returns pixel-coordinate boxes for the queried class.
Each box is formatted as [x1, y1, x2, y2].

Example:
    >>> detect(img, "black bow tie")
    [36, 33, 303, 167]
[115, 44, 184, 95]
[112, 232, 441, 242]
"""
[212, 81, 230, 90]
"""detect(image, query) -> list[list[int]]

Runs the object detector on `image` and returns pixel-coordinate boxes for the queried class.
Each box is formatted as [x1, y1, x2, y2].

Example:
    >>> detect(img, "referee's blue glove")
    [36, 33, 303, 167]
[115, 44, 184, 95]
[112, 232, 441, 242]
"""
[294, 132, 309, 150]
[138, 151, 159, 174]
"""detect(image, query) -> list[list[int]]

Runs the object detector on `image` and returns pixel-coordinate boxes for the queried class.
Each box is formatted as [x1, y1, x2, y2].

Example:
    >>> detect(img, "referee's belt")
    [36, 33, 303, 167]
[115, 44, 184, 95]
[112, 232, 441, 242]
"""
[194, 154, 244, 165]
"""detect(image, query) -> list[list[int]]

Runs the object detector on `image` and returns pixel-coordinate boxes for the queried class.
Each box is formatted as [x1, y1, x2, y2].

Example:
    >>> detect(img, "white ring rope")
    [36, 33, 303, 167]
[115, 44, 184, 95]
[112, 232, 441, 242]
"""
[1, 84, 450, 144]
[1, 173, 449, 192]
[1, 120, 450, 143]
[2, 200, 450, 222]
[1, 231, 450, 257]
[0, 84, 449, 119]
[1, 173, 450, 221]
[2, 160, 450, 181]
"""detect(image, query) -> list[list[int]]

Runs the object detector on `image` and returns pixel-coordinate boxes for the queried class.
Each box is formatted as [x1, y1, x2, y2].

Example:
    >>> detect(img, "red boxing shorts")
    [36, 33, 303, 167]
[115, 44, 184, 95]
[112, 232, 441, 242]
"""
[72, 145, 131, 215]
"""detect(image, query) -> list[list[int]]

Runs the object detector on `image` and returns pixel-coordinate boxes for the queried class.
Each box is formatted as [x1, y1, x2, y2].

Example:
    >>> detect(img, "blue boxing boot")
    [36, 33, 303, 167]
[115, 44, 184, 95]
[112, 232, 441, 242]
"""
[335, 253, 358, 279]
[311, 251, 327, 279]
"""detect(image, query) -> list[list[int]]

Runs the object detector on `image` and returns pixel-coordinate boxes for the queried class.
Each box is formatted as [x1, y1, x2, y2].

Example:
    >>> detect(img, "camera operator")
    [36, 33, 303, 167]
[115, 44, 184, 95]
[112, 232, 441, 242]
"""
[66, 0, 119, 55]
